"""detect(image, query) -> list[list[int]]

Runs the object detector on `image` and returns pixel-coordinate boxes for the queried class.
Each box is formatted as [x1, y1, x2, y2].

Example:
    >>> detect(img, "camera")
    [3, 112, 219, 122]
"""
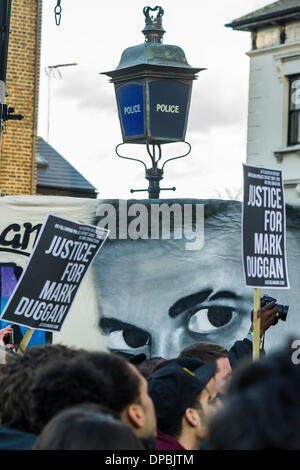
[261, 295, 289, 322]
[3, 325, 14, 346]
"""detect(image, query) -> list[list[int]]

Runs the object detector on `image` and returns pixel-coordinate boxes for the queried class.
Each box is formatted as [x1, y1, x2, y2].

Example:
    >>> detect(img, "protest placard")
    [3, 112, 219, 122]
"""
[243, 164, 290, 360]
[0, 214, 109, 332]
[242, 163, 289, 289]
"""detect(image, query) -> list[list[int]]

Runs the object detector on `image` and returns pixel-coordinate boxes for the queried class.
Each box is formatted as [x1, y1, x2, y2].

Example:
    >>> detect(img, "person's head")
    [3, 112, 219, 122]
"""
[121, 362, 157, 440]
[29, 354, 113, 435]
[0, 344, 82, 433]
[33, 403, 144, 450]
[76, 352, 157, 439]
[148, 357, 222, 449]
[179, 342, 232, 394]
[30, 351, 157, 440]
[207, 340, 300, 450]
[137, 357, 167, 379]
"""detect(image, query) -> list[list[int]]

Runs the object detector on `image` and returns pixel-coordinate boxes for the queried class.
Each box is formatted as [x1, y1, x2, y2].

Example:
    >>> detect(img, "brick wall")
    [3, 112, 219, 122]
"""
[0, 0, 41, 195]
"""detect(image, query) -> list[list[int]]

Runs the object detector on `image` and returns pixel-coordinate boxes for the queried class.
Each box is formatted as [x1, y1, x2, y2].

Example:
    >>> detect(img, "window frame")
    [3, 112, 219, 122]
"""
[288, 73, 300, 146]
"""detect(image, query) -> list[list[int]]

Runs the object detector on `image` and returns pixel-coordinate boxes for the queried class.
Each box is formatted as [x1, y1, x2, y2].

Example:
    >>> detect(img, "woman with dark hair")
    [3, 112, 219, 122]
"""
[33, 403, 144, 450]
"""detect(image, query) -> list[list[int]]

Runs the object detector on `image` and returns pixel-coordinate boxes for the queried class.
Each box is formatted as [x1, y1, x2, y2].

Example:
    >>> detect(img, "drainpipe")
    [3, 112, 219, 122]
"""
[31, 0, 42, 195]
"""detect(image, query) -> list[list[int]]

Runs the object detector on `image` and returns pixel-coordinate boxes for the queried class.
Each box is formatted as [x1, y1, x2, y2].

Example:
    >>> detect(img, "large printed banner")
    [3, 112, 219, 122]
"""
[242, 164, 289, 289]
[0, 195, 300, 356]
[0, 214, 109, 332]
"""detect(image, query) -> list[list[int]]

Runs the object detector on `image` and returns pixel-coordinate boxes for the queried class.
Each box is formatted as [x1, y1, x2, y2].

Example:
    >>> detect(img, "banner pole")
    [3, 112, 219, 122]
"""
[253, 288, 261, 360]
[17, 328, 34, 355]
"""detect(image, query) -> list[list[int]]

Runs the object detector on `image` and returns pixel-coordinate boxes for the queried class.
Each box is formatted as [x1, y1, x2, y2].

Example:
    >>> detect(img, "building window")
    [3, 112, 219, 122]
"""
[288, 74, 300, 146]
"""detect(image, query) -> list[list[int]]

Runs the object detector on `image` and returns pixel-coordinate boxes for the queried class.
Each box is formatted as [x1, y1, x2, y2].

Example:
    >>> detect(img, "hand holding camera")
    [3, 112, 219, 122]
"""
[0, 325, 14, 350]
[249, 295, 289, 337]
[260, 295, 289, 323]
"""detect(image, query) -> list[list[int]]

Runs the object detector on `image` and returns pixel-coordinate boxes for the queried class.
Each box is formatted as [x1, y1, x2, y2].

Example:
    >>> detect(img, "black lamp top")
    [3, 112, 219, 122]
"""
[102, 6, 204, 80]
[142, 6, 165, 44]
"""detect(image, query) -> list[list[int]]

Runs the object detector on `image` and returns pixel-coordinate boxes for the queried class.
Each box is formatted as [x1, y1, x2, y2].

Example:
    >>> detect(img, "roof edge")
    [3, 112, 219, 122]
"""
[37, 182, 98, 193]
[226, 5, 300, 31]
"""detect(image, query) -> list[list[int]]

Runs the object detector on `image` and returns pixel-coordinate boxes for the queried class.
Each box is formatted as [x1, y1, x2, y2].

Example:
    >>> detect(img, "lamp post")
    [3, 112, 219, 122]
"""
[45, 62, 77, 142]
[102, 6, 205, 198]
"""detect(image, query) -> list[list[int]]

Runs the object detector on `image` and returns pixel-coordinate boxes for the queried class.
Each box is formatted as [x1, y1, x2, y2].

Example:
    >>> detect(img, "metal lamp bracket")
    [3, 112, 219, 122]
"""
[162, 141, 191, 170]
[115, 141, 191, 198]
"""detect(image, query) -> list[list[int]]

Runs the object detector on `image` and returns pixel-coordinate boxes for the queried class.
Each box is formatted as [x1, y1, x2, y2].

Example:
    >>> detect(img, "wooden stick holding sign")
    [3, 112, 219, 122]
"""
[252, 288, 261, 360]
[17, 328, 34, 355]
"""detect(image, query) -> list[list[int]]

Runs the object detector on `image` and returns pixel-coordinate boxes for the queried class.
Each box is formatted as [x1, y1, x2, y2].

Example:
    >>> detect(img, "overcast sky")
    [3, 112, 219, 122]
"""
[38, 0, 270, 200]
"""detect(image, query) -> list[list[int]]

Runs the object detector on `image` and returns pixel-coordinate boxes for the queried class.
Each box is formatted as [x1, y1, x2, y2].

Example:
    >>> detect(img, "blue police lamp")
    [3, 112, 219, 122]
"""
[102, 6, 205, 198]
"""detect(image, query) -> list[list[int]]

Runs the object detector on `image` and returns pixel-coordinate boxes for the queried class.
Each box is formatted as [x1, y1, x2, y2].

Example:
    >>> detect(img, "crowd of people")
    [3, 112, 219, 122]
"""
[0, 299, 298, 451]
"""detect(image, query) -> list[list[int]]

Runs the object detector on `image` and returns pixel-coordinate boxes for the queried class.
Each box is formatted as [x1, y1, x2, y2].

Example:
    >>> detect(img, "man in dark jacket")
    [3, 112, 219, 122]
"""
[0, 425, 36, 451]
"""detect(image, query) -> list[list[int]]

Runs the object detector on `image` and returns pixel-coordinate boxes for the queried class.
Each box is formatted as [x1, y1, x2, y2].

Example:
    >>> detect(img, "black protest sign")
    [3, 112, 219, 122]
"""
[242, 164, 289, 289]
[0, 214, 109, 332]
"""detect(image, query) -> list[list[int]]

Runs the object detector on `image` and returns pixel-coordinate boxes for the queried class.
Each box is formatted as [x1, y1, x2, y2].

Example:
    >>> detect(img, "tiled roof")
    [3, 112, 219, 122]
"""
[226, 0, 300, 31]
[37, 137, 98, 195]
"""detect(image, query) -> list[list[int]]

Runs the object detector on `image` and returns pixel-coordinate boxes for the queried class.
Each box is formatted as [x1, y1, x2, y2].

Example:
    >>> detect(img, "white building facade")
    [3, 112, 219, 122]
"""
[227, 0, 300, 202]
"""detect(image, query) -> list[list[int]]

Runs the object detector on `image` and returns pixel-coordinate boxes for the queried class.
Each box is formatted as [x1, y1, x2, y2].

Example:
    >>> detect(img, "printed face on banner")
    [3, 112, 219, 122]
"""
[0, 197, 299, 356]
[93, 199, 300, 358]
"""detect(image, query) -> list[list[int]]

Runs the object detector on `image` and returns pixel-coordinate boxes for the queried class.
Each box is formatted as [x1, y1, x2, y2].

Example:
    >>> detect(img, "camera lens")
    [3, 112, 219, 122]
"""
[281, 305, 289, 322]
